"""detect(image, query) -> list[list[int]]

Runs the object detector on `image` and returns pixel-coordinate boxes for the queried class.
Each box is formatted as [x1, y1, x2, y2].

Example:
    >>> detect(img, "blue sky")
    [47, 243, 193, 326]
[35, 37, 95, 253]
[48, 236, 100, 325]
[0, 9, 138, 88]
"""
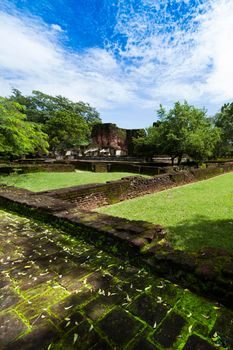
[0, 0, 233, 128]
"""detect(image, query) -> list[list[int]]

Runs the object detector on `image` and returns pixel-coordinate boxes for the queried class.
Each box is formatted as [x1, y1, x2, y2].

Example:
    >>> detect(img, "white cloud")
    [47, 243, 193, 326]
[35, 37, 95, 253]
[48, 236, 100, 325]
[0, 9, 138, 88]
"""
[51, 24, 64, 32]
[0, 0, 233, 128]
[0, 11, 136, 112]
[197, 1, 233, 101]
[115, 0, 233, 107]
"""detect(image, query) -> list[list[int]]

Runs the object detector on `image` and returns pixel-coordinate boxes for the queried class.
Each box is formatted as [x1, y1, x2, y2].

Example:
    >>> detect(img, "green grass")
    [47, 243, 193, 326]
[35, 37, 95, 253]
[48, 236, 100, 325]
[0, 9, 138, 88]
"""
[97, 172, 233, 253]
[0, 171, 147, 192]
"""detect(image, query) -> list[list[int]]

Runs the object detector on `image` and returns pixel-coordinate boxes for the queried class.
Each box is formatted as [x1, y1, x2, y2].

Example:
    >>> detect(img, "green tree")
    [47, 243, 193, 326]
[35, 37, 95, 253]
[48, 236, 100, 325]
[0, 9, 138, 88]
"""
[44, 110, 90, 154]
[0, 97, 49, 158]
[214, 102, 233, 157]
[9, 89, 102, 155]
[133, 126, 160, 159]
[10, 89, 101, 126]
[158, 101, 221, 164]
[134, 101, 221, 164]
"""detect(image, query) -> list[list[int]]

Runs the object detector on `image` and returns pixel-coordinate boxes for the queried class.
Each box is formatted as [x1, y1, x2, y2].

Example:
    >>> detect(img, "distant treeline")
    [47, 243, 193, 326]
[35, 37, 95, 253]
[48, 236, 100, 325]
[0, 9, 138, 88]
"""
[0, 89, 232, 163]
[134, 101, 233, 164]
[0, 89, 101, 159]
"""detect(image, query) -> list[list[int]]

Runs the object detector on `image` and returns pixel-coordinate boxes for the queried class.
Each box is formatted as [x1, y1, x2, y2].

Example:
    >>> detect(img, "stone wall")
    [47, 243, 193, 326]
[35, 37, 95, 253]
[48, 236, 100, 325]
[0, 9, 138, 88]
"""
[0, 185, 232, 308]
[108, 162, 163, 175]
[0, 159, 166, 176]
[40, 173, 181, 210]
[71, 160, 164, 175]
[41, 163, 233, 210]
[41, 179, 131, 210]
[0, 163, 75, 175]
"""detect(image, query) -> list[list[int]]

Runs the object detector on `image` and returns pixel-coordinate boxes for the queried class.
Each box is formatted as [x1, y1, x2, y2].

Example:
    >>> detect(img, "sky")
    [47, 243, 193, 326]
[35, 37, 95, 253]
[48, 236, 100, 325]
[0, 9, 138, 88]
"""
[0, 0, 233, 128]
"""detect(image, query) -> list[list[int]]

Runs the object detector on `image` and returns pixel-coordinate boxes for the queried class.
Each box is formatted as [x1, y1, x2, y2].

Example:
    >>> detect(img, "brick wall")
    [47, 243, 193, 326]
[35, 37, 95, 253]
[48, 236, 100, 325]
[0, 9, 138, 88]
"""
[41, 179, 131, 210]
[71, 160, 164, 176]
[0, 163, 75, 174]
[0, 185, 232, 308]
[41, 163, 233, 210]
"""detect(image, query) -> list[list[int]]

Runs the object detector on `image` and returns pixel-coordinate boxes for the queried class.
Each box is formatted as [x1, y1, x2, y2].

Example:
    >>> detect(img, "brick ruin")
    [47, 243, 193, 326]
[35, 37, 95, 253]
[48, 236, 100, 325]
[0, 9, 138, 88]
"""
[86, 123, 144, 157]
[1, 163, 233, 309]
[1, 163, 233, 349]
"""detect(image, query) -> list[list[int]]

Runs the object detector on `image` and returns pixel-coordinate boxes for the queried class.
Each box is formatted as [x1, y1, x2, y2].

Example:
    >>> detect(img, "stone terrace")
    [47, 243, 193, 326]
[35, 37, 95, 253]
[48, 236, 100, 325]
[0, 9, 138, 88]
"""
[0, 210, 232, 350]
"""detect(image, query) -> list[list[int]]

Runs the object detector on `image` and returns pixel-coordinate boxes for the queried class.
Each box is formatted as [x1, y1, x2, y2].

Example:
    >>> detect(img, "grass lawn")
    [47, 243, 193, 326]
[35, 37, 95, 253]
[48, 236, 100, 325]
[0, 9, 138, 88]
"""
[97, 172, 233, 253]
[0, 171, 146, 192]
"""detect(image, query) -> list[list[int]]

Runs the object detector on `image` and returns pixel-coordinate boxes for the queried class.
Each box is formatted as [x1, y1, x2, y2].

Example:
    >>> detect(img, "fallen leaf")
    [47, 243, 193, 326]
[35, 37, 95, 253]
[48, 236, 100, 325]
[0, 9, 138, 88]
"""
[73, 333, 78, 344]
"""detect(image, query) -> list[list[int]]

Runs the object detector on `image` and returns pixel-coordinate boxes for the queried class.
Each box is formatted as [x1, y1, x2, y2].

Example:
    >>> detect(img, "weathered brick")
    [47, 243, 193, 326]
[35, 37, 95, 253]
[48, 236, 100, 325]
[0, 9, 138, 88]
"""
[0, 312, 28, 347]
[0, 286, 21, 311]
[128, 293, 168, 327]
[153, 313, 186, 348]
[183, 335, 215, 350]
[130, 337, 159, 350]
[99, 308, 144, 346]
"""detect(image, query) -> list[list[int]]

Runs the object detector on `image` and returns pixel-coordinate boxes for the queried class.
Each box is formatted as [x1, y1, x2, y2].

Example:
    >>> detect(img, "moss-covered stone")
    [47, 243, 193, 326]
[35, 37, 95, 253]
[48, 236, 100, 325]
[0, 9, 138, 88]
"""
[153, 312, 186, 348]
[98, 307, 144, 347]
[0, 210, 232, 350]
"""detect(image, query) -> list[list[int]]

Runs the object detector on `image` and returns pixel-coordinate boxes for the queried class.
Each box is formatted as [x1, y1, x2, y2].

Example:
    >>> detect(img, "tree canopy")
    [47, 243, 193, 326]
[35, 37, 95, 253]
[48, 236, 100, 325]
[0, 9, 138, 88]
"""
[133, 126, 160, 159]
[45, 110, 90, 154]
[6, 89, 102, 155]
[10, 89, 101, 126]
[1, 89, 232, 161]
[214, 103, 233, 157]
[0, 97, 49, 158]
[134, 101, 221, 164]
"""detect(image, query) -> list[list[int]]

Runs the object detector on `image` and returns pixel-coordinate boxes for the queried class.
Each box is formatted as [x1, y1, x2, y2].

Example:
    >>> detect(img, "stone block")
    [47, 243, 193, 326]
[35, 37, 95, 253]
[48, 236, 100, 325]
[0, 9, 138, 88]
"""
[153, 313, 186, 348]
[183, 335, 215, 349]
[98, 307, 144, 346]
[0, 312, 28, 347]
[128, 293, 168, 327]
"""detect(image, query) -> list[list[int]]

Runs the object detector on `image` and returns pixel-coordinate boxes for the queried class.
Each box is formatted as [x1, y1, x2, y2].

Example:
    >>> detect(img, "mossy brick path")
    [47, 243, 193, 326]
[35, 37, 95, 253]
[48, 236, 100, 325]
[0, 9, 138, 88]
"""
[0, 210, 233, 350]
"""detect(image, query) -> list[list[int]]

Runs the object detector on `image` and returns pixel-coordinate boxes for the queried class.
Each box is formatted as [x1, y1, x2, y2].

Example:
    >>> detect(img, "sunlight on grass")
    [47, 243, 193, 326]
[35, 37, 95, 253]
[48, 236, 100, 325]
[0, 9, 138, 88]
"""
[97, 173, 233, 253]
[0, 171, 148, 192]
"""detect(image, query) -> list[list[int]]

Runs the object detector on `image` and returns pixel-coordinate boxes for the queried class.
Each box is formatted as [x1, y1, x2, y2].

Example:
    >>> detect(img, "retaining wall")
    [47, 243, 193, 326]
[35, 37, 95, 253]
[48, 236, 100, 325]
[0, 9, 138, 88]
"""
[71, 160, 165, 175]
[0, 163, 75, 175]
[41, 163, 233, 210]
[0, 185, 232, 308]
[0, 160, 164, 176]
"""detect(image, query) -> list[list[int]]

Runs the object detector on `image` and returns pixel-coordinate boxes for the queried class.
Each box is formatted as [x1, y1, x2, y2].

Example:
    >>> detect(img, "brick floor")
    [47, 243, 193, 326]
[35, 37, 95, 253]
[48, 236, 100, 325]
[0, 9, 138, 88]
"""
[0, 210, 232, 350]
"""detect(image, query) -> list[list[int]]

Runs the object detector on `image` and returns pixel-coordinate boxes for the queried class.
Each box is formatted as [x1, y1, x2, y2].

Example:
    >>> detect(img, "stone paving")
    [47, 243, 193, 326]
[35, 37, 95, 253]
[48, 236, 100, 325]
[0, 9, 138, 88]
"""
[0, 210, 233, 350]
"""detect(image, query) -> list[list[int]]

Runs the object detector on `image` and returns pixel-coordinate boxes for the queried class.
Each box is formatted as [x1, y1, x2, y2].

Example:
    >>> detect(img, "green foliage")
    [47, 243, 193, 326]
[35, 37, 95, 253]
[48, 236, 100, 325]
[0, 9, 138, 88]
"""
[134, 101, 221, 164]
[44, 110, 90, 153]
[133, 126, 160, 158]
[8, 89, 102, 155]
[10, 89, 101, 126]
[157, 101, 221, 164]
[214, 102, 233, 156]
[116, 128, 127, 140]
[0, 97, 49, 158]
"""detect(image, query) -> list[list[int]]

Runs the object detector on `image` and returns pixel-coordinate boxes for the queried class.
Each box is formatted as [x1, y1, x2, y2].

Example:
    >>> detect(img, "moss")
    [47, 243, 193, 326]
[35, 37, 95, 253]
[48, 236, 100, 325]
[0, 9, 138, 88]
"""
[1, 209, 231, 350]
[174, 291, 218, 330]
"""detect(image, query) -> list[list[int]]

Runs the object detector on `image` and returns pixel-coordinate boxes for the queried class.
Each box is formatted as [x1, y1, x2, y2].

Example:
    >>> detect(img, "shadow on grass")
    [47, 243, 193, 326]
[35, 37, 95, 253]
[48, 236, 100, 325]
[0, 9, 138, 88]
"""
[167, 215, 233, 254]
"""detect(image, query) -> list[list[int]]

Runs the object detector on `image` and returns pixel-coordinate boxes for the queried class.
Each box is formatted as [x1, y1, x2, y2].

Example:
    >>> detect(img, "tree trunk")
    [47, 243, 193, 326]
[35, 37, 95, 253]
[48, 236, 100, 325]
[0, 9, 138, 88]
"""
[177, 155, 182, 165]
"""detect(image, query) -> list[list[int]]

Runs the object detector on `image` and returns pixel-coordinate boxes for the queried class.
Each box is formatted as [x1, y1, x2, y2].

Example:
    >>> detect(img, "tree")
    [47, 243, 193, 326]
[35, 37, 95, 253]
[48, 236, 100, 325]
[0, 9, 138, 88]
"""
[214, 102, 233, 157]
[10, 89, 102, 126]
[44, 110, 90, 154]
[158, 102, 221, 164]
[0, 97, 49, 158]
[9, 89, 102, 155]
[134, 101, 221, 164]
[133, 126, 160, 159]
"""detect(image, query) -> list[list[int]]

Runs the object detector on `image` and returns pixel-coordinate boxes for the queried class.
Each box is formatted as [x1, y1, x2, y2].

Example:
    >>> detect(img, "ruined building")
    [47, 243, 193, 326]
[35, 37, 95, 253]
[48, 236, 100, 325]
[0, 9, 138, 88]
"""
[85, 123, 144, 157]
